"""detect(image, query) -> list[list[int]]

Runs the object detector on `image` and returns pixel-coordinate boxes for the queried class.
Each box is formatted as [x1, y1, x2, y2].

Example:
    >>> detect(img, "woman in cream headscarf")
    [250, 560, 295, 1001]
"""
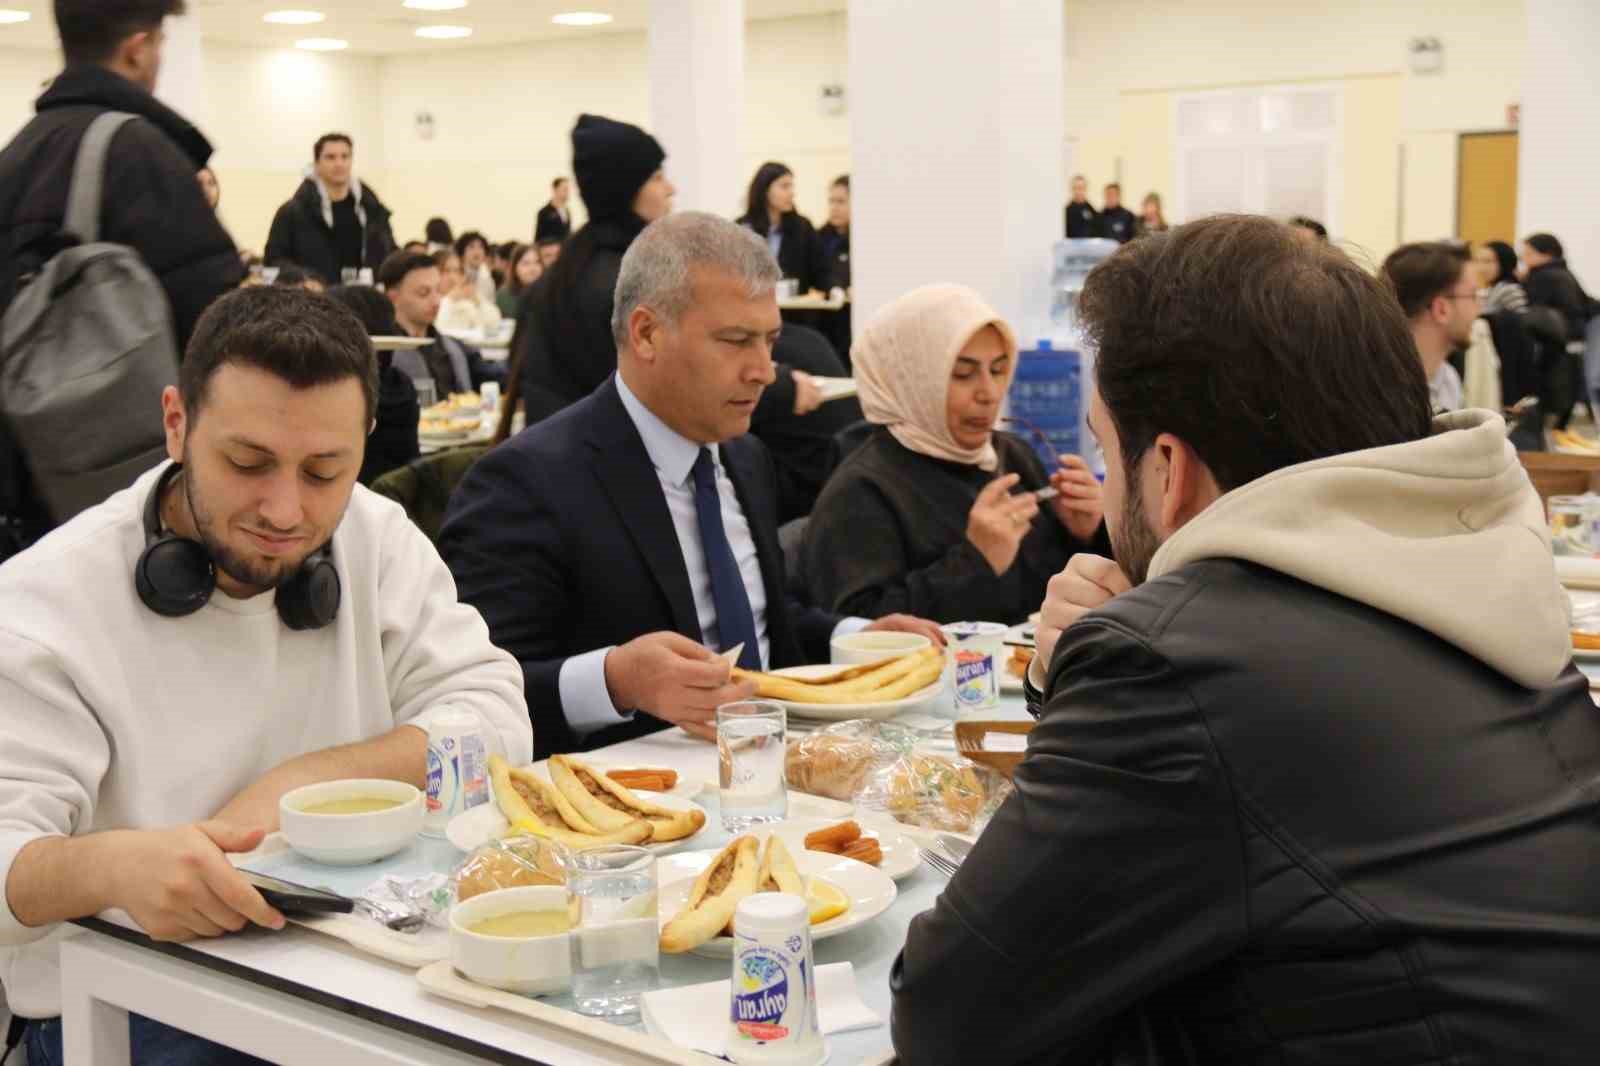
[803, 284, 1106, 625]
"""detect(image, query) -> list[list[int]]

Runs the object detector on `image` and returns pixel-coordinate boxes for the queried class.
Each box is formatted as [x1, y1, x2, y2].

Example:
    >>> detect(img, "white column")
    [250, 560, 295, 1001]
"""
[848, 1, 1064, 339]
[154, 12, 204, 120]
[1517, 0, 1600, 285]
[649, 0, 744, 217]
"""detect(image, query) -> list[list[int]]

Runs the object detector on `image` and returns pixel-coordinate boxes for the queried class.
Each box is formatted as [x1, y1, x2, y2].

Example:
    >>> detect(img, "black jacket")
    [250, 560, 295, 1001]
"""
[0, 64, 241, 350]
[514, 213, 806, 427]
[805, 429, 1108, 624]
[893, 558, 1600, 1065]
[439, 376, 842, 758]
[1524, 259, 1593, 342]
[514, 216, 636, 424]
[0, 64, 242, 556]
[748, 324, 861, 524]
[264, 177, 396, 284]
[739, 212, 833, 295]
[534, 202, 571, 243]
[1065, 201, 1098, 238]
[1097, 205, 1137, 244]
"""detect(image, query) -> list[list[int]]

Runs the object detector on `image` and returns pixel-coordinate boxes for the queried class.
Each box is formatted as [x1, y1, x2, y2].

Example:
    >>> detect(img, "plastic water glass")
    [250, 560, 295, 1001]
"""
[341, 267, 359, 285]
[569, 845, 659, 1019]
[413, 377, 437, 408]
[718, 700, 788, 832]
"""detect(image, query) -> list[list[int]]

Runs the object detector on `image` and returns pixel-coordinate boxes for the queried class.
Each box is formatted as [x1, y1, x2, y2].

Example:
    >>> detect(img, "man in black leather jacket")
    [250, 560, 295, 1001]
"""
[891, 215, 1600, 1065]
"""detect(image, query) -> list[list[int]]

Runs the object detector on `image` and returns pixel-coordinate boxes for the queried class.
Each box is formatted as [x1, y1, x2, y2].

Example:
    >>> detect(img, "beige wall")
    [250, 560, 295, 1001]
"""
[1063, 0, 1526, 261]
[7, 1, 1525, 266]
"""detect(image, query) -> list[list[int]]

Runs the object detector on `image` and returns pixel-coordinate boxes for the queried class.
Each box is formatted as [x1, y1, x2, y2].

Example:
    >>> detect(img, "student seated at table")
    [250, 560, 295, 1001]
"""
[325, 283, 421, 485]
[0, 285, 530, 1066]
[378, 250, 502, 396]
[804, 285, 1106, 625]
[439, 212, 940, 758]
[890, 215, 1600, 1065]
[434, 247, 503, 335]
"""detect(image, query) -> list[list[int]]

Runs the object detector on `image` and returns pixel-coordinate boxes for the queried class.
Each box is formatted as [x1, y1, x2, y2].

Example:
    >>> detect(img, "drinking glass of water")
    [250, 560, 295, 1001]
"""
[718, 700, 788, 832]
[341, 267, 359, 285]
[413, 376, 437, 409]
[569, 845, 659, 1019]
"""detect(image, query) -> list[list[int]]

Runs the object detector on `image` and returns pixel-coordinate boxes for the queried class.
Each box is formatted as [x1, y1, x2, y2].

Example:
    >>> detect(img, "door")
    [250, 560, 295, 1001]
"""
[1457, 131, 1518, 245]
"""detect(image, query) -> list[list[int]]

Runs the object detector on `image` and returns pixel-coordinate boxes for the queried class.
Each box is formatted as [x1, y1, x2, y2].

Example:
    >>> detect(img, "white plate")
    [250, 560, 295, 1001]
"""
[750, 817, 920, 881]
[1572, 644, 1600, 661]
[446, 774, 710, 855]
[656, 847, 897, 958]
[766, 664, 943, 722]
[1000, 671, 1025, 695]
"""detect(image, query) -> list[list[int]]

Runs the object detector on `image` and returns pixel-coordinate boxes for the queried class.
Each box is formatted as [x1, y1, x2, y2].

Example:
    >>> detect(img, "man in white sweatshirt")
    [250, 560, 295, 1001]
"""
[0, 285, 530, 1064]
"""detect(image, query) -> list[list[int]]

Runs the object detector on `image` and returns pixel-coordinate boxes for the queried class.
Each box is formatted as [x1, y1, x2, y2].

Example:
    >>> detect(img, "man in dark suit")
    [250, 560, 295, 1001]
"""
[440, 213, 938, 758]
[534, 177, 572, 244]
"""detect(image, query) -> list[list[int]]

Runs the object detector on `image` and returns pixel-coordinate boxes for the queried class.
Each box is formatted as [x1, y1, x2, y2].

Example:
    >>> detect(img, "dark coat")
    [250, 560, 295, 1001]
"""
[804, 428, 1107, 624]
[358, 365, 421, 487]
[534, 202, 571, 243]
[0, 64, 242, 556]
[1064, 201, 1098, 238]
[513, 213, 804, 426]
[1097, 205, 1137, 243]
[1524, 259, 1593, 342]
[0, 64, 242, 349]
[439, 377, 841, 758]
[749, 324, 861, 525]
[264, 177, 396, 284]
[739, 212, 833, 295]
[895, 557, 1600, 1065]
[514, 217, 634, 424]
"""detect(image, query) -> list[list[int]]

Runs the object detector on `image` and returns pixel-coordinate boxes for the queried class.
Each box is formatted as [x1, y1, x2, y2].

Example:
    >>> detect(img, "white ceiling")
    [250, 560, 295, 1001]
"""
[0, 0, 848, 55]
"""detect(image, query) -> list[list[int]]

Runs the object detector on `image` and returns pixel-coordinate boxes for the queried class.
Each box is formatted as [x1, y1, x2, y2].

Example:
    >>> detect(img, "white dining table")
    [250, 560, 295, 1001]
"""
[60, 691, 1033, 1066]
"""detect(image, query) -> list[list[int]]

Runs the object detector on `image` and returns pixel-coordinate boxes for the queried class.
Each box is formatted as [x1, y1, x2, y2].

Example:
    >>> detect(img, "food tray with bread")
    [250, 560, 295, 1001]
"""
[733, 648, 944, 721]
[656, 834, 897, 958]
[228, 833, 453, 967]
[447, 756, 711, 854]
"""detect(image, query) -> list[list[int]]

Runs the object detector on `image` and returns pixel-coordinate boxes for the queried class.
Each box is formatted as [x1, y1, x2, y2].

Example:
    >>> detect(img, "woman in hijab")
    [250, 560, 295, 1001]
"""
[803, 285, 1107, 625]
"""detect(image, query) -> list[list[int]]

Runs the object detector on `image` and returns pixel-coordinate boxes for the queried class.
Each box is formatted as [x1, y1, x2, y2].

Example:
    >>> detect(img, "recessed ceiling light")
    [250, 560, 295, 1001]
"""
[415, 24, 471, 39]
[263, 9, 325, 24]
[0, 9, 32, 24]
[295, 37, 348, 51]
[403, 0, 467, 10]
[552, 11, 612, 26]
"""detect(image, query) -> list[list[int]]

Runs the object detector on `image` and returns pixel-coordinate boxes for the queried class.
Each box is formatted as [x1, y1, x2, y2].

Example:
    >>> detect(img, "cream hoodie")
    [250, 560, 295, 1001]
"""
[1145, 409, 1569, 690]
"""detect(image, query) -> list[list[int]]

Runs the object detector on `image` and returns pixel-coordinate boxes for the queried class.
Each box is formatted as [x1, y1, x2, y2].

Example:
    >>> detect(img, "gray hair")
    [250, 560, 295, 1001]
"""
[611, 212, 782, 349]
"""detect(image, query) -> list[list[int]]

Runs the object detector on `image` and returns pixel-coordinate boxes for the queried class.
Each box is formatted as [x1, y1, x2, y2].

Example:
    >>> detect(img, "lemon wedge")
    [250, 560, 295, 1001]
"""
[806, 877, 849, 925]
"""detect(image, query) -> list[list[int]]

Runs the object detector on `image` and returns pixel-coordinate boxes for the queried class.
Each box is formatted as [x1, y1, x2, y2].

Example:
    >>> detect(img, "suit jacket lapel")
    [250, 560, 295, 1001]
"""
[587, 380, 702, 642]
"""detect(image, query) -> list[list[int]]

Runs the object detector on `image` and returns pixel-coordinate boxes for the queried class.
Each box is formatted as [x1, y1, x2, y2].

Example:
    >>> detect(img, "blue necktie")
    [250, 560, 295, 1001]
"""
[691, 447, 762, 671]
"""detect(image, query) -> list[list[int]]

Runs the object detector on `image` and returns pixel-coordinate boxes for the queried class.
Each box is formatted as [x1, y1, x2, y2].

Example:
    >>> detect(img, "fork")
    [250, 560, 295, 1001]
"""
[921, 849, 960, 879]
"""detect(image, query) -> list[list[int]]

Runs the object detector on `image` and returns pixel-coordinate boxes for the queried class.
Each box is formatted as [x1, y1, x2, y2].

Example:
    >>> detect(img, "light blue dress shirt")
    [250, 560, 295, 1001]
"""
[766, 227, 783, 261]
[559, 375, 865, 736]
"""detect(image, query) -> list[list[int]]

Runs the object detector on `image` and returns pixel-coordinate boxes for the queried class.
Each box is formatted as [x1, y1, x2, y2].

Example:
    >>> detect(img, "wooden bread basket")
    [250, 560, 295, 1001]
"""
[953, 720, 1033, 781]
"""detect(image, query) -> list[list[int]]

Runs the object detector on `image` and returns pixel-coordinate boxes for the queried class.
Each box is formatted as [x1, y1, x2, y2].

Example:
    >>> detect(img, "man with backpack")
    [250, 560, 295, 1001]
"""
[0, 0, 243, 561]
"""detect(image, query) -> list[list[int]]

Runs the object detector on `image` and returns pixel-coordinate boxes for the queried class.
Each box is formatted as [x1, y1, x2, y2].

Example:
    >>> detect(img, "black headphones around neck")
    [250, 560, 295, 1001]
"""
[134, 464, 341, 630]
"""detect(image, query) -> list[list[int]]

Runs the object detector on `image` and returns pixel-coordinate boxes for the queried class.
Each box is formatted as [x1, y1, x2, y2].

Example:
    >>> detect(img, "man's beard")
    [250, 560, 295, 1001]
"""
[1109, 459, 1164, 587]
[183, 454, 312, 592]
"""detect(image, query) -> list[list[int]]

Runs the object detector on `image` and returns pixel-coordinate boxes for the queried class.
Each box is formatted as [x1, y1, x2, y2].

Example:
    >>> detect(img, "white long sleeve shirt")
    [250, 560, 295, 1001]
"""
[0, 463, 531, 1017]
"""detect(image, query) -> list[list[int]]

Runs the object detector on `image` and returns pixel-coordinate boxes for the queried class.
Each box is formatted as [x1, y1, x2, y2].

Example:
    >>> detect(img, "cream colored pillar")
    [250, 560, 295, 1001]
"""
[649, 0, 744, 217]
